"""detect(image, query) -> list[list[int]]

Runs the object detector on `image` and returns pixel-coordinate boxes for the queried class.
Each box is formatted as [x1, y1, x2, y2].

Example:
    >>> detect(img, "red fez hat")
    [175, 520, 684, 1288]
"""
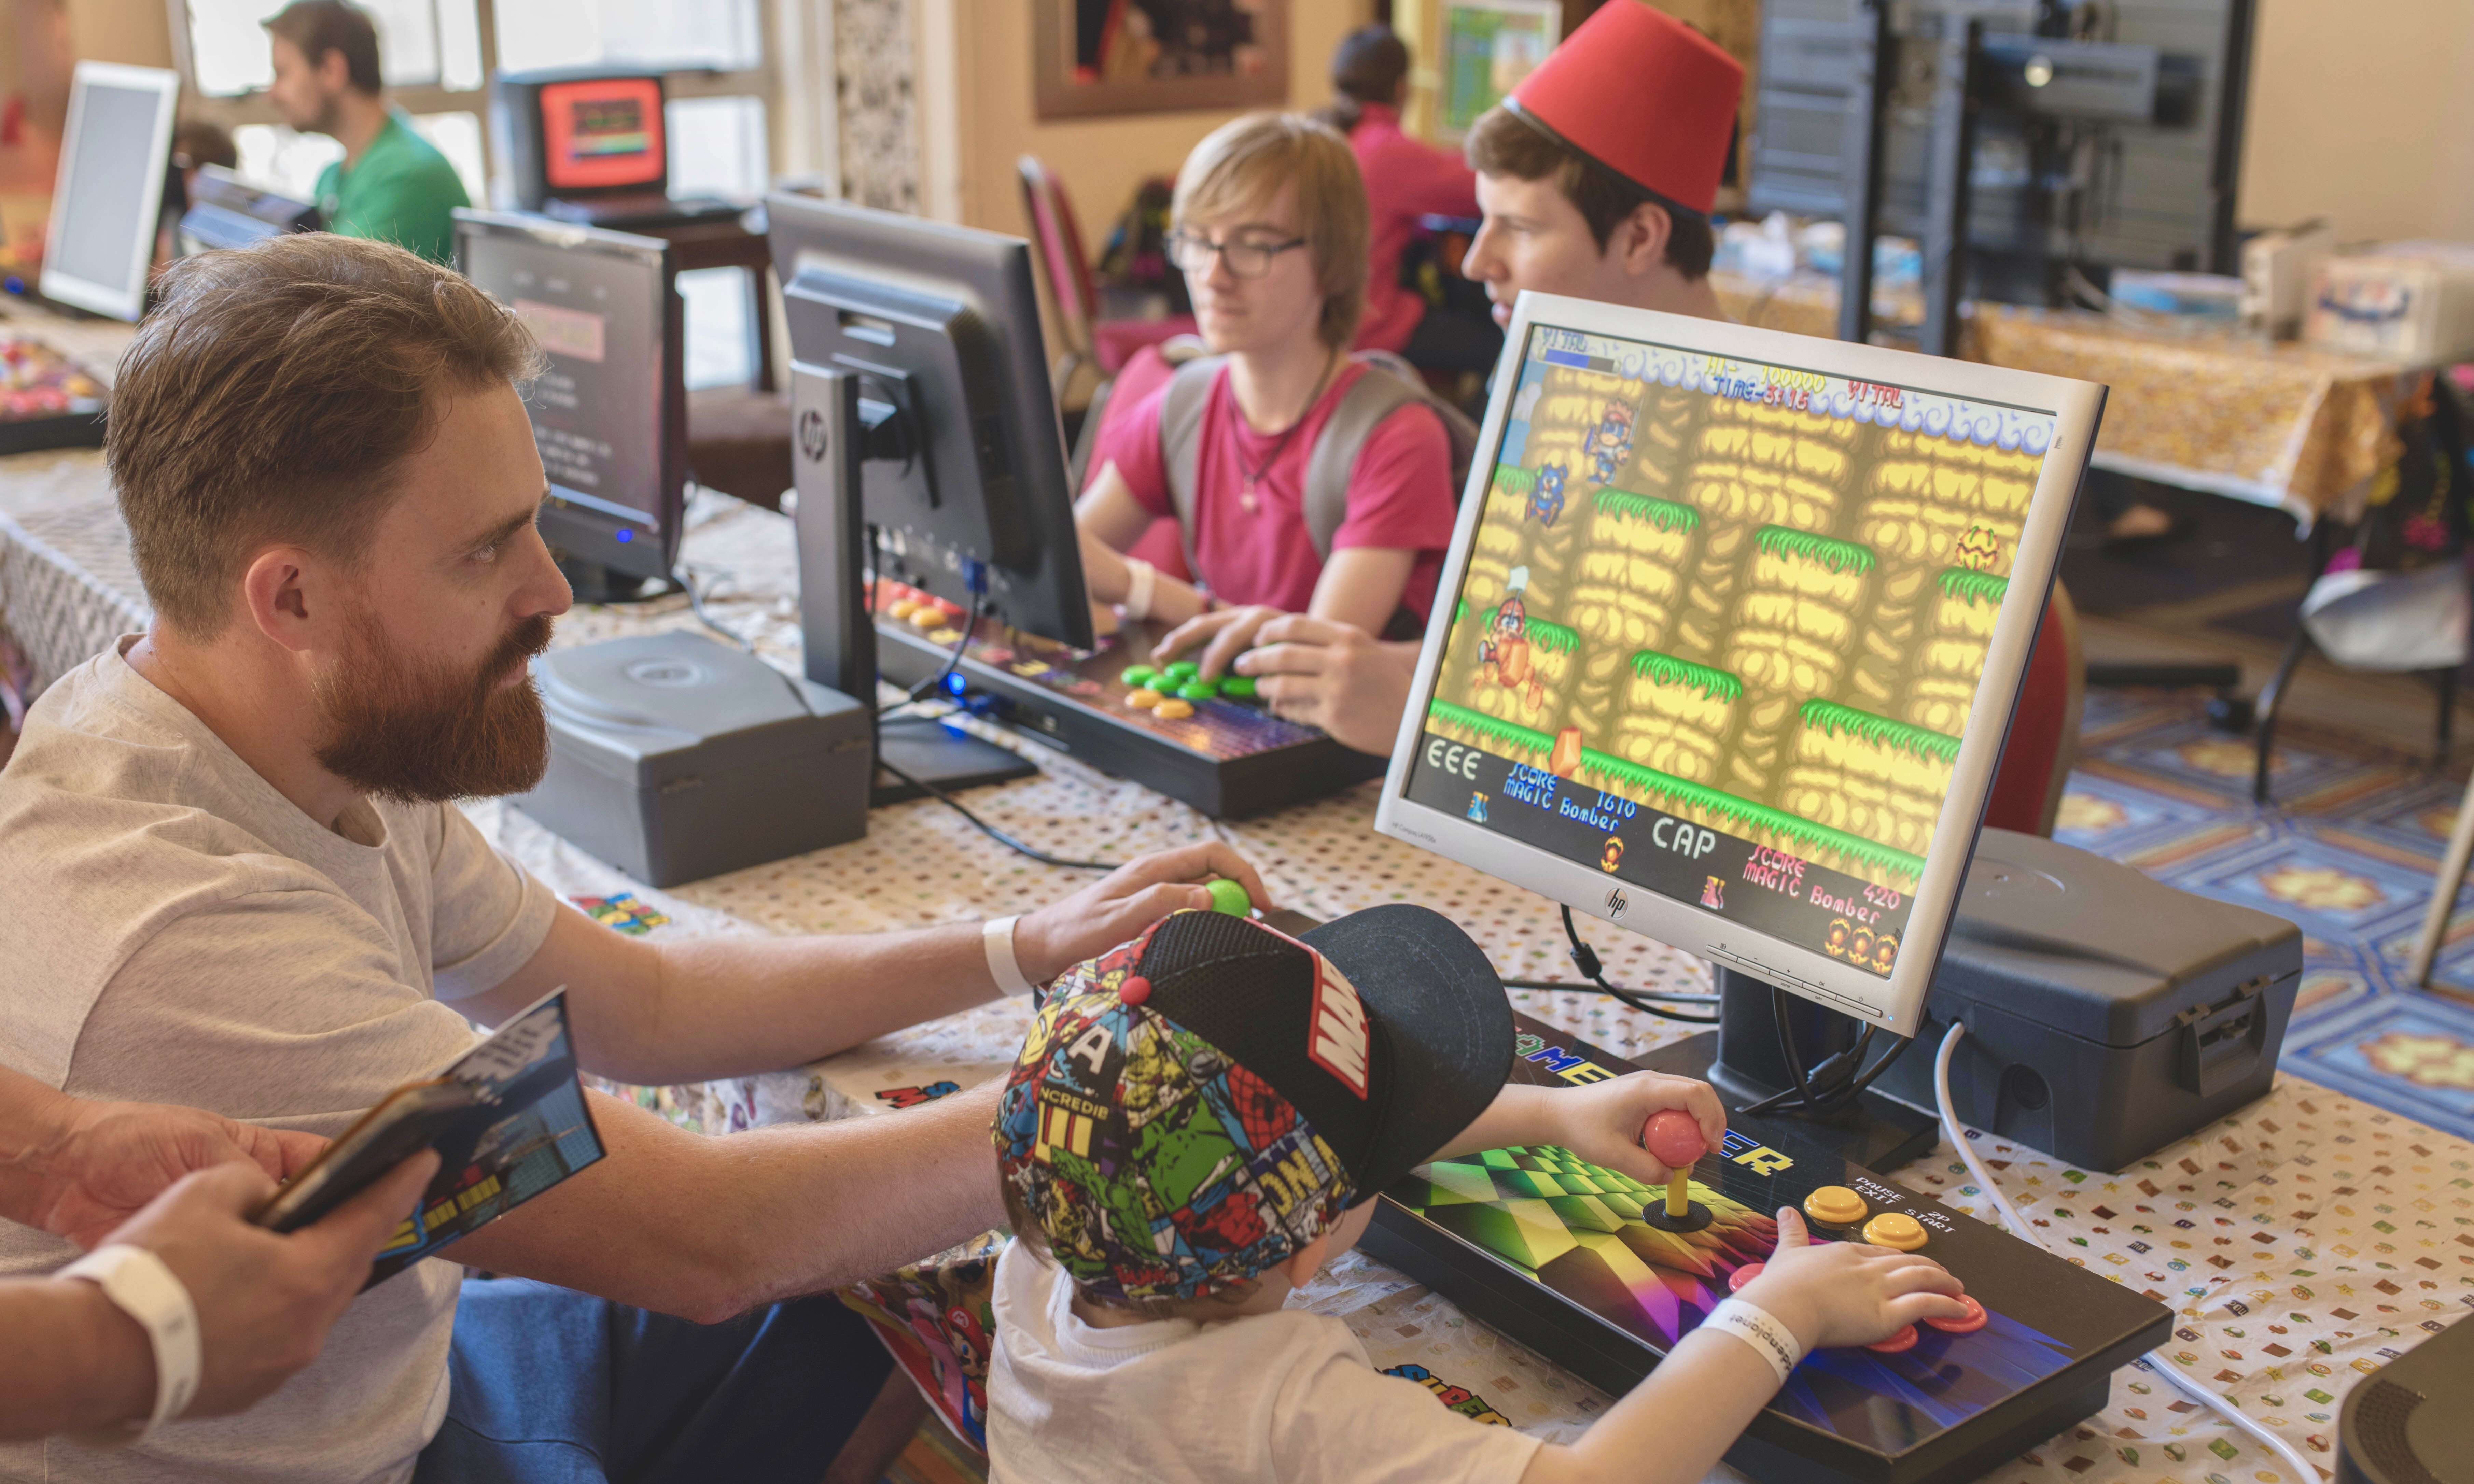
[1506, 2, 1744, 217]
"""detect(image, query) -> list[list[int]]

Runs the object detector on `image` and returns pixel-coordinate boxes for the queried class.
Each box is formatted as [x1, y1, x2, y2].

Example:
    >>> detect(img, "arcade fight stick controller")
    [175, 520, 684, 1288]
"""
[869, 584, 1385, 817]
[1364, 1010, 2171, 1484]
[1641, 1109, 1711, 1233]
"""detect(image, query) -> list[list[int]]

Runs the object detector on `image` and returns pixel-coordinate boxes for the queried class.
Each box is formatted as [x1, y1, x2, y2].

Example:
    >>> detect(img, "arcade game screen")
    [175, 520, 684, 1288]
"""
[539, 77, 666, 192]
[1402, 327, 2060, 981]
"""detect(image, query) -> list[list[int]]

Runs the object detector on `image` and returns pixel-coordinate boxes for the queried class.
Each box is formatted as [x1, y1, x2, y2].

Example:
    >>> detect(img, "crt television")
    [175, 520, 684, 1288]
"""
[492, 69, 668, 211]
[40, 62, 180, 321]
[766, 194, 1092, 651]
[1376, 292, 2103, 1035]
[452, 210, 687, 594]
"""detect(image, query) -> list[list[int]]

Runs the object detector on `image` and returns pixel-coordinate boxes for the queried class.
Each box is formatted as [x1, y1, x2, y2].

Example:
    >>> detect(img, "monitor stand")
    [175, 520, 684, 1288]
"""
[1638, 967, 1939, 1172]
[791, 362, 1037, 809]
[871, 713, 1035, 805]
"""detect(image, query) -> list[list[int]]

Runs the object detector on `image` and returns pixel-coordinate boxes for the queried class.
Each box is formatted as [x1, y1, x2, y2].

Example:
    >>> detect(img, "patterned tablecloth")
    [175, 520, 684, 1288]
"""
[5, 386, 2467, 1483]
[1966, 307, 2415, 529]
[1698, 281, 2412, 529]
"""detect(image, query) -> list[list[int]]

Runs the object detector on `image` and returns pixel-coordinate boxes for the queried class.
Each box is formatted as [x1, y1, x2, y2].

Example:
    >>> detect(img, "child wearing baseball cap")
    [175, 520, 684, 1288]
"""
[987, 904, 1970, 1483]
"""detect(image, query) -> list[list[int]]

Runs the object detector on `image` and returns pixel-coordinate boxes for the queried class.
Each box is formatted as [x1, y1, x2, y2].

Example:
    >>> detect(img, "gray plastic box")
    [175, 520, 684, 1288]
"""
[1875, 828, 2301, 1172]
[512, 632, 871, 887]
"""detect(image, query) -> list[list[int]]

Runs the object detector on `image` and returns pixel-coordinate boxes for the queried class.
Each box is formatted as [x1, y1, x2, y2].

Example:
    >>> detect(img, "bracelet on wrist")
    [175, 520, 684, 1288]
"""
[60, 1243, 200, 1446]
[983, 915, 1037, 998]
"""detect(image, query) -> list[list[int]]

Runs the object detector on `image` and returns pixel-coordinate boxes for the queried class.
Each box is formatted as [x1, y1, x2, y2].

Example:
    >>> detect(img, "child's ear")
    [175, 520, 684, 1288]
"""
[1276, 1230, 1337, 1286]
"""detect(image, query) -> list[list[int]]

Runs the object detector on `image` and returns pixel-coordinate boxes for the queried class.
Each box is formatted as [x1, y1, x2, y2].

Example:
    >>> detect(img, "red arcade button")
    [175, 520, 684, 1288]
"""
[1863, 1325, 1918, 1354]
[1924, 1295, 1987, 1334]
[1726, 1262, 1764, 1293]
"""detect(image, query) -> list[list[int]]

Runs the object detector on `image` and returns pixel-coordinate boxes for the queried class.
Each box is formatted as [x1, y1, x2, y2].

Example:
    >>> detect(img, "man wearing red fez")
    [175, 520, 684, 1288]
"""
[1463, 1, 1744, 326]
[1215, 2, 1749, 751]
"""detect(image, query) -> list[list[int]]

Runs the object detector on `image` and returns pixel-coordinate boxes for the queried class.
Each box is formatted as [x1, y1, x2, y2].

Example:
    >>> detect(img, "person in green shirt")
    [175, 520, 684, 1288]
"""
[263, 1, 467, 264]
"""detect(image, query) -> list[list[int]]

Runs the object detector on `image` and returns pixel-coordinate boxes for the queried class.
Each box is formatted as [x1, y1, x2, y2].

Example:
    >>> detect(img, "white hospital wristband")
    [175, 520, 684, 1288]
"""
[983, 915, 1037, 997]
[1703, 1299, 1801, 1388]
[1120, 557, 1158, 620]
[60, 1243, 201, 1444]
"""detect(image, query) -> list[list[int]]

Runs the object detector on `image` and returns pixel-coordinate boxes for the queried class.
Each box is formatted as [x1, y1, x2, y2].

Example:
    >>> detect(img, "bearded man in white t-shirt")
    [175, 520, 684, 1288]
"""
[0, 232, 1269, 1484]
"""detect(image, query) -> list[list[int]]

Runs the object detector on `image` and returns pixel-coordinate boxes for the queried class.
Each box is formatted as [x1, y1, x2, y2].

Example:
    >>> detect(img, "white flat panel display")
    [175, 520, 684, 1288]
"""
[41, 63, 180, 322]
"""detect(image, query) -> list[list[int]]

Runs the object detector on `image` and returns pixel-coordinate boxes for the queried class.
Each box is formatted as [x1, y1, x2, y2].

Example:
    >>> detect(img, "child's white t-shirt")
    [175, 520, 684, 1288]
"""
[986, 1239, 1545, 1484]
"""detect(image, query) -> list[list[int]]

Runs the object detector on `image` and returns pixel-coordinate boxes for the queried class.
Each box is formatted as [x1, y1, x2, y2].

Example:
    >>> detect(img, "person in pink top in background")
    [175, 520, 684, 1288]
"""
[1320, 26, 1503, 376]
[1076, 113, 1458, 644]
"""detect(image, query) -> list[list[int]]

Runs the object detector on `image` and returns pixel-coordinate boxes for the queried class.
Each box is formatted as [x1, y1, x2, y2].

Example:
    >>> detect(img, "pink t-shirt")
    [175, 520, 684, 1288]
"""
[1094, 360, 1456, 623]
[1349, 102, 1481, 353]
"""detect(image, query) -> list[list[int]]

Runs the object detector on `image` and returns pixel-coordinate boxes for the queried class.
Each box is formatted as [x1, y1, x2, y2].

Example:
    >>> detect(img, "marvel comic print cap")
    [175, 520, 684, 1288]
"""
[994, 904, 1512, 1302]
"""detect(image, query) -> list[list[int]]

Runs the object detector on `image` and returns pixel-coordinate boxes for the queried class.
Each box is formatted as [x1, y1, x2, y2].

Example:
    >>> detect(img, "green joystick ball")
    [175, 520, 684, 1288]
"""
[1205, 878, 1253, 917]
[1163, 660, 1201, 683]
[1176, 680, 1217, 702]
[1220, 674, 1258, 699]
[1120, 665, 1158, 689]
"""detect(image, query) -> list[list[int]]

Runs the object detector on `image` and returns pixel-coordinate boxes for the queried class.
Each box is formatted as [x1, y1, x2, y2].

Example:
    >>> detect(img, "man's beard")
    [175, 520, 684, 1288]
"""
[312, 606, 556, 805]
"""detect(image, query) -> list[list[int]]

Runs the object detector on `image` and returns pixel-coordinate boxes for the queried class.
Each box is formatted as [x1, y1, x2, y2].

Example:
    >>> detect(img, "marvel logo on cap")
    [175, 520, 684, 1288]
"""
[1307, 957, 1372, 1099]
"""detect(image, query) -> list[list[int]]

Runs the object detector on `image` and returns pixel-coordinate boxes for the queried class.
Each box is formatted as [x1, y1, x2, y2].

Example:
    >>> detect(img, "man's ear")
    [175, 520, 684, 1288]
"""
[315, 46, 352, 95]
[1615, 200, 1677, 281]
[239, 545, 332, 654]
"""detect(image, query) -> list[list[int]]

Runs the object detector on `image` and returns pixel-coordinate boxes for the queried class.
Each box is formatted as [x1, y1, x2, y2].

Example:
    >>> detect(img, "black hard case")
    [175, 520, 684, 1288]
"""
[1874, 828, 2302, 1172]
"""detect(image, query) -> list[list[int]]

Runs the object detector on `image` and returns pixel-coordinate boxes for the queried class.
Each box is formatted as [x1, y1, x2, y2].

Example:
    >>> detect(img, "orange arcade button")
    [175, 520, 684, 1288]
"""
[1863, 1324, 1918, 1355]
[1861, 1212, 1928, 1251]
[1802, 1186, 1867, 1227]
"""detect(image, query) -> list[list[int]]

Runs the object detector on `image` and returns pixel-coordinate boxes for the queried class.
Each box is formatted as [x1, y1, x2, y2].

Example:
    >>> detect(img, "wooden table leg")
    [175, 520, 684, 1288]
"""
[2410, 765, 2474, 986]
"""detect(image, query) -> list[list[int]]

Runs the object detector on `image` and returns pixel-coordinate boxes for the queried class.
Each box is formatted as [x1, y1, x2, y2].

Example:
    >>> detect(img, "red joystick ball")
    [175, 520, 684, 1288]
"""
[1644, 1110, 1706, 1169]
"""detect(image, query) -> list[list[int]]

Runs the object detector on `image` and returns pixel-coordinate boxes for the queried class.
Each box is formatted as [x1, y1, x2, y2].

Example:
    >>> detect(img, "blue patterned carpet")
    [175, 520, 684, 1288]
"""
[2056, 687, 2474, 1140]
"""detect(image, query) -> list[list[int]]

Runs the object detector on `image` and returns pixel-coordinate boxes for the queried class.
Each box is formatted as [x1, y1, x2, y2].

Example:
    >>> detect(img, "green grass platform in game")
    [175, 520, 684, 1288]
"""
[1425, 345, 2050, 894]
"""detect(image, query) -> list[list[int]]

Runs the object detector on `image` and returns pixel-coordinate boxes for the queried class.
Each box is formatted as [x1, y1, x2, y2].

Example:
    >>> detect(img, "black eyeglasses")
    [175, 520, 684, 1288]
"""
[1164, 229, 1310, 280]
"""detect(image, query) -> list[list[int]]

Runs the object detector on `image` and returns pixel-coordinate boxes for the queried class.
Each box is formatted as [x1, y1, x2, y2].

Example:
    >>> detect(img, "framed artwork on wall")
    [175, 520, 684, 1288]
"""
[1034, 0, 1290, 121]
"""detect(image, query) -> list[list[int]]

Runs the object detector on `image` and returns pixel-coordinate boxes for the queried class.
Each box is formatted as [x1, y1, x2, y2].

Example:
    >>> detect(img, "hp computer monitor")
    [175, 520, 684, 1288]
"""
[1377, 294, 2102, 1034]
[766, 194, 1092, 650]
[452, 210, 686, 593]
[41, 62, 180, 321]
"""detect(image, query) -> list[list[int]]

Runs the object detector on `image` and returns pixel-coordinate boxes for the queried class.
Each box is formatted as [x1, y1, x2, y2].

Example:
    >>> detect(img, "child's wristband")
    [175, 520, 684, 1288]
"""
[1121, 557, 1157, 621]
[60, 1243, 200, 1445]
[983, 915, 1036, 998]
[1702, 1298, 1801, 1388]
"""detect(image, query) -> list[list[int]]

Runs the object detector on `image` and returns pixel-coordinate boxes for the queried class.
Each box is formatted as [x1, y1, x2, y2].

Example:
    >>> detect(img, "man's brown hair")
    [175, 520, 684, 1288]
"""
[1465, 105, 1715, 280]
[109, 232, 543, 638]
[264, 0, 383, 97]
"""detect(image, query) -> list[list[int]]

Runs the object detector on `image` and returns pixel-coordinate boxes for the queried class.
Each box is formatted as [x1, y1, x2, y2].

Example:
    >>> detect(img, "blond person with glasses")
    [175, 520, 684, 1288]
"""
[1075, 114, 1458, 653]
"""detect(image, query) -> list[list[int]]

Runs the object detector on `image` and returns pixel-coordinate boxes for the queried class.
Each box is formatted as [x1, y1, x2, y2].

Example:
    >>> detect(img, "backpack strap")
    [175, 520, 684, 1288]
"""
[1301, 355, 1484, 562]
[1156, 354, 1226, 579]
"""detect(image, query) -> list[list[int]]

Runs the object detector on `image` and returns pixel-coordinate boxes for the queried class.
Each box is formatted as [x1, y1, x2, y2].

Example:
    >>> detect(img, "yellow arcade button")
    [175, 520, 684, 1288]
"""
[1803, 1186, 1867, 1227]
[1153, 698, 1196, 720]
[1862, 1211, 1928, 1251]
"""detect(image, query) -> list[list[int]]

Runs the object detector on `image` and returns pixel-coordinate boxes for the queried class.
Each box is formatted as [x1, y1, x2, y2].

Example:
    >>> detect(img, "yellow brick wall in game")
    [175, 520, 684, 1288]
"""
[1425, 368, 2045, 891]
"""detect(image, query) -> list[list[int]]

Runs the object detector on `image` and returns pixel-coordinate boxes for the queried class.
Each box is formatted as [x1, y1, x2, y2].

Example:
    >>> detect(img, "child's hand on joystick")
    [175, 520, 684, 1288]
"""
[1641, 1108, 1712, 1232]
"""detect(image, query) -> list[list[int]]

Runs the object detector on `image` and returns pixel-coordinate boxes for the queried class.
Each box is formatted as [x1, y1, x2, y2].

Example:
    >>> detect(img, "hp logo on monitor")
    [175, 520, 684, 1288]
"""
[797, 408, 829, 463]
[1605, 888, 1627, 920]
